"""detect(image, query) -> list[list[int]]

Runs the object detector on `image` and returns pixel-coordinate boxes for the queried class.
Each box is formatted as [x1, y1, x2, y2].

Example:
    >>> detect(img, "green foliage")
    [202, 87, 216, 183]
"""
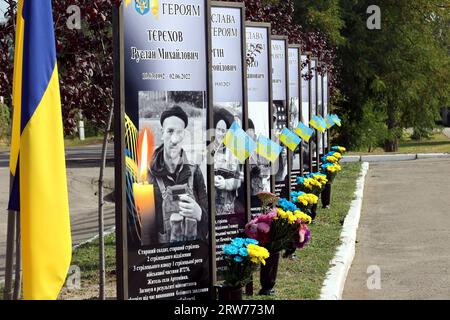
[293, 0, 345, 45]
[0, 101, 10, 144]
[356, 100, 388, 152]
[83, 118, 101, 138]
[410, 127, 434, 141]
[335, 0, 450, 151]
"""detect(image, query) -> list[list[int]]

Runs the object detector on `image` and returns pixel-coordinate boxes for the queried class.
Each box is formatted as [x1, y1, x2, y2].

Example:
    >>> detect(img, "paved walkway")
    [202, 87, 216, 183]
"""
[343, 158, 450, 299]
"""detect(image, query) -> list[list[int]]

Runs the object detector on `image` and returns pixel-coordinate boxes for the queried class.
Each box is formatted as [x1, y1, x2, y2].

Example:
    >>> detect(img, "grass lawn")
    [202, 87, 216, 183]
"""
[247, 162, 362, 300]
[348, 132, 450, 155]
[58, 234, 117, 300]
[64, 136, 105, 147]
[0, 136, 105, 151]
[0, 141, 8, 151]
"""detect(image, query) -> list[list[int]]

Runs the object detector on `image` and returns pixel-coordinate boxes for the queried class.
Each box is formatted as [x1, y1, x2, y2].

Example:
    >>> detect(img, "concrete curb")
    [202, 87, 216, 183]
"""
[416, 153, 450, 159]
[72, 226, 116, 251]
[319, 162, 369, 300]
[342, 153, 450, 163]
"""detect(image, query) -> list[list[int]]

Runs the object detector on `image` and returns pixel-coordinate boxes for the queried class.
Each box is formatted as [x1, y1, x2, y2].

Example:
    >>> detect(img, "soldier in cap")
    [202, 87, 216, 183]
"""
[147, 105, 208, 244]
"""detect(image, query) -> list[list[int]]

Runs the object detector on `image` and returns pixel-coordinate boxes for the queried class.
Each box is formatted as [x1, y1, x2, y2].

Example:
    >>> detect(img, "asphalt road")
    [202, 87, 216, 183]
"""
[343, 158, 450, 299]
[0, 144, 115, 168]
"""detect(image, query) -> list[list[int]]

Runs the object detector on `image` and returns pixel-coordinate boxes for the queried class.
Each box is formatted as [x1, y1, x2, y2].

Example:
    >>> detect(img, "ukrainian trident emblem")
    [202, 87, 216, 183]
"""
[135, 0, 150, 15]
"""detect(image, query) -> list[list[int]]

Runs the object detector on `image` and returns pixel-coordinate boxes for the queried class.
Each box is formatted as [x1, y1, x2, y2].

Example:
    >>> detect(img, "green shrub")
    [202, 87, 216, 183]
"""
[353, 101, 388, 152]
[0, 102, 11, 144]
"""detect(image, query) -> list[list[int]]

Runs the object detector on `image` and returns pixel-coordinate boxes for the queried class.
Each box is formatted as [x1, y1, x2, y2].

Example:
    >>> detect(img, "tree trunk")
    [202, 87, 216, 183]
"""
[384, 139, 398, 152]
[98, 106, 114, 300]
[384, 104, 398, 152]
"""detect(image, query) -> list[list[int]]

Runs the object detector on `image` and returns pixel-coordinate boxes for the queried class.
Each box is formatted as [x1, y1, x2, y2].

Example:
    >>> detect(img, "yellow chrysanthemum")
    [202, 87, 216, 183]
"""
[247, 244, 270, 265]
[305, 193, 319, 204]
[326, 155, 339, 163]
[333, 152, 342, 159]
[277, 208, 288, 219]
[287, 212, 298, 224]
[313, 174, 328, 186]
[297, 197, 309, 206]
[298, 193, 319, 206]
[295, 211, 312, 224]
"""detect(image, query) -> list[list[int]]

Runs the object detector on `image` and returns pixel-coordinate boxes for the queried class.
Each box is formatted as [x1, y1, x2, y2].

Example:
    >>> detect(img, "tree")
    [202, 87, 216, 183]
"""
[336, 0, 450, 151]
[0, 0, 115, 135]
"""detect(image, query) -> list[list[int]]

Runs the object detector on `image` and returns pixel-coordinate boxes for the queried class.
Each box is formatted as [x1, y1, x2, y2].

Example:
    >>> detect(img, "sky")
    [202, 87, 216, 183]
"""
[0, 1, 8, 22]
[0, 1, 15, 22]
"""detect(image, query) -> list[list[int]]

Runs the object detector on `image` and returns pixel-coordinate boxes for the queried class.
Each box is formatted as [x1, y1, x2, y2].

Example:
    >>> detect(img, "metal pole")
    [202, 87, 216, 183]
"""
[13, 211, 21, 300]
[3, 0, 18, 301]
[3, 210, 16, 300]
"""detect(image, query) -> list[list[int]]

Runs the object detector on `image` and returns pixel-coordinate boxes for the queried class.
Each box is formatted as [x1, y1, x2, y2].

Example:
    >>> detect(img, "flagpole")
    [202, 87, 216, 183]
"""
[3, 0, 15, 300]
[13, 211, 22, 300]
[3, 208, 16, 300]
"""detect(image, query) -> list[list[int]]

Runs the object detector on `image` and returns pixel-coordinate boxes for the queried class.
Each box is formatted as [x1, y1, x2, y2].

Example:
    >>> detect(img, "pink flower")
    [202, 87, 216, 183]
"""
[257, 212, 275, 225]
[295, 225, 311, 249]
[256, 222, 271, 233]
[244, 217, 272, 246]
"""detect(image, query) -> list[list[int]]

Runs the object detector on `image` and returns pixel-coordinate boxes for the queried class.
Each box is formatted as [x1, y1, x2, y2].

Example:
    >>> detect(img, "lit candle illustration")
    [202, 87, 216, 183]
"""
[132, 128, 155, 246]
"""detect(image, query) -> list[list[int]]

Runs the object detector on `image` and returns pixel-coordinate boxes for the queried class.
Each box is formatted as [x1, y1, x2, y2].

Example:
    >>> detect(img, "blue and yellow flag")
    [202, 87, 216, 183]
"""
[294, 122, 314, 142]
[331, 114, 342, 127]
[223, 122, 257, 163]
[8, 0, 72, 300]
[279, 128, 301, 152]
[310, 115, 327, 133]
[256, 135, 283, 163]
[325, 114, 335, 129]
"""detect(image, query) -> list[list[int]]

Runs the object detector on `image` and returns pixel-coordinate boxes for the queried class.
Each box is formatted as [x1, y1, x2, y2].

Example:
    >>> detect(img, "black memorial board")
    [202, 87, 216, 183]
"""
[210, 1, 249, 275]
[288, 45, 301, 188]
[114, 0, 215, 300]
[245, 22, 274, 217]
[271, 36, 290, 198]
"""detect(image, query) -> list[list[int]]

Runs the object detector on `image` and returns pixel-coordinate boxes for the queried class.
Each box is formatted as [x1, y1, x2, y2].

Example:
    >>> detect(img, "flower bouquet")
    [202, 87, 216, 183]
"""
[245, 193, 312, 295]
[220, 237, 270, 288]
[291, 191, 319, 214]
[296, 173, 328, 196]
[331, 146, 347, 154]
[245, 196, 312, 253]
[321, 162, 342, 183]
[321, 151, 341, 164]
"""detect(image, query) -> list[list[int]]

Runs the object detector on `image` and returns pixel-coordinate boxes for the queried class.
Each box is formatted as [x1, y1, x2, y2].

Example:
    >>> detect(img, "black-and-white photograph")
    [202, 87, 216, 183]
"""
[212, 103, 247, 269]
[212, 103, 245, 218]
[248, 102, 272, 201]
[290, 97, 301, 171]
[273, 100, 288, 183]
[137, 90, 209, 245]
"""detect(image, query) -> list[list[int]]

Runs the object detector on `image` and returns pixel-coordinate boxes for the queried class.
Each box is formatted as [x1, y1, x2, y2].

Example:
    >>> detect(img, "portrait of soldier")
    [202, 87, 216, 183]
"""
[148, 105, 209, 244]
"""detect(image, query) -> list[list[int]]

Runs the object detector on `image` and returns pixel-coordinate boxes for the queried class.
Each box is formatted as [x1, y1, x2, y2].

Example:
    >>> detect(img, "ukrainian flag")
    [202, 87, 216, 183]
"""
[294, 122, 314, 142]
[310, 115, 326, 133]
[223, 122, 257, 163]
[331, 114, 342, 127]
[8, 0, 72, 300]
[325, 114, 335, 129]
[256, 135, 282, 163]
[279, 128, 301, 152]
